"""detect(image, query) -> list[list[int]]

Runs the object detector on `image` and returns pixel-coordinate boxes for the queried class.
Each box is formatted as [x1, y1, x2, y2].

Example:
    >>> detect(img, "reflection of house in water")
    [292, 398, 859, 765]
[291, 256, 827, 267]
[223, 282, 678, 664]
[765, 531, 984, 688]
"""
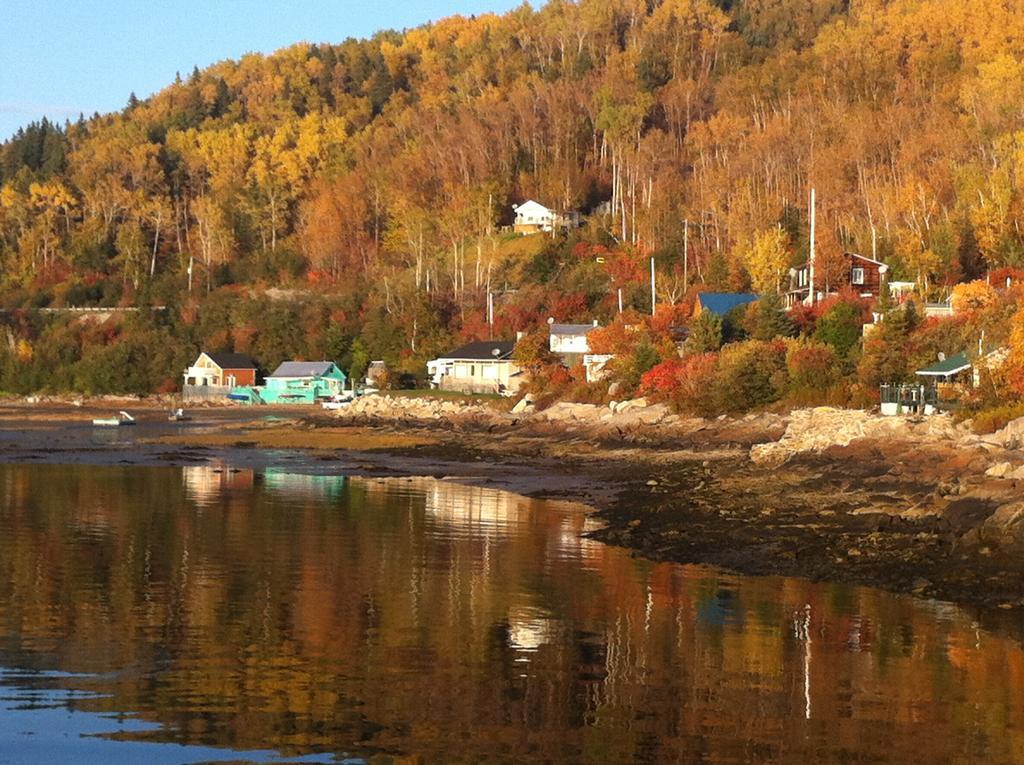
[507, 606, 558, 651]
[183, 463, 255, 505]
[423, 480, 524, 535]
[184, 465, 348, 505]
[362, 476, 605, 570]
[262, 470, 347, 499]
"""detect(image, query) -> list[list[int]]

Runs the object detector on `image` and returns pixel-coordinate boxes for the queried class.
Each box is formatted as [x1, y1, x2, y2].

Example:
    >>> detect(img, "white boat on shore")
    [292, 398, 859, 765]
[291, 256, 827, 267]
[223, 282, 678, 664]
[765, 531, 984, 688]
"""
[321, 392, 355, 410]
[92, 411, 136, 427]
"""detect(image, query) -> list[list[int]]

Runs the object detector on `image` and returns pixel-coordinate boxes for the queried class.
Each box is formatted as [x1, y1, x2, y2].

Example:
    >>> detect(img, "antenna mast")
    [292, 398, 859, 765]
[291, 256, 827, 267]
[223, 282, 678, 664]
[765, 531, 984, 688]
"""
[807, 188, 816, 306]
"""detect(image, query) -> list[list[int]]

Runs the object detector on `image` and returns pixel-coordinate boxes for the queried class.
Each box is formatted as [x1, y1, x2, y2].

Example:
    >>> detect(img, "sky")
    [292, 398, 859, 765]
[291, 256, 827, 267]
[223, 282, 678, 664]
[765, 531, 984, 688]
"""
[0, 0, 530, 141]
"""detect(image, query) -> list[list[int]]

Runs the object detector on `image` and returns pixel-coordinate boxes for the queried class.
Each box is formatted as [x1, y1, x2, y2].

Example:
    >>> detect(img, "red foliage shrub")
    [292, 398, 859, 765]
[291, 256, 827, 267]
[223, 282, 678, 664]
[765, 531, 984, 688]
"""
[650, 302, 690, 334]
[639, 359, 686, 398]
[156, 377, 179, 394]
[786, 342, 841, 391]
[788, 302, 818, 334]
[987, 267, 1024, 289]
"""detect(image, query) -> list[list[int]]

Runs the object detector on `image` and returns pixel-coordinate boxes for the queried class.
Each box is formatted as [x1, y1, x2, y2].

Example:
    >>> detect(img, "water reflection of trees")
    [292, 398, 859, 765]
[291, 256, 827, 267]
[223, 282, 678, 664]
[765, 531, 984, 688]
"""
[0, 463, 1022, 762]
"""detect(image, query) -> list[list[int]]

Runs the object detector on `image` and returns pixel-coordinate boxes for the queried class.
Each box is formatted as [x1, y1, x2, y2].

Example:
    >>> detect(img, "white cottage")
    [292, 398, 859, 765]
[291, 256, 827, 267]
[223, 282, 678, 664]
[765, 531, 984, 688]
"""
[548, 320, 599, 362]
[427, 341, 521, 395]
[512, 200, 579, 234]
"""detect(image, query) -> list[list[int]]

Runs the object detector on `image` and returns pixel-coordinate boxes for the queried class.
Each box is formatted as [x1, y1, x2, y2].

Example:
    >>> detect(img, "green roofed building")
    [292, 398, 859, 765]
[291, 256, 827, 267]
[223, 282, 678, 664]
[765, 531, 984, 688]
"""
[915, 352, 971, 382]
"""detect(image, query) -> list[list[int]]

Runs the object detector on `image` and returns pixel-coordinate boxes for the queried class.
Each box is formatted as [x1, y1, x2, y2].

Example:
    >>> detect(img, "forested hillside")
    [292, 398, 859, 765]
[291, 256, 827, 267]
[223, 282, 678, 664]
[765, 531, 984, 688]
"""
[2, 0, 1024, 394]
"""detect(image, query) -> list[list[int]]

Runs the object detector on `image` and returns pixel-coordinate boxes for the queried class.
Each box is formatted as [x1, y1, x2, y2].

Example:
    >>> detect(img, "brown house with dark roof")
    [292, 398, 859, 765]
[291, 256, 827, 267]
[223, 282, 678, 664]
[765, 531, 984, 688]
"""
[786, 253, 889, 308]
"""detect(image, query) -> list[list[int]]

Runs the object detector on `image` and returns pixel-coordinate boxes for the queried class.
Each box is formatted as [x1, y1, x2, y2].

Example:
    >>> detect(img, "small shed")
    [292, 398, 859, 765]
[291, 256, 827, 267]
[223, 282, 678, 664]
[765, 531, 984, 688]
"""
[261, 361, 347, 404]
[366, 360, 388, 387]
[879, 351, 972, 416]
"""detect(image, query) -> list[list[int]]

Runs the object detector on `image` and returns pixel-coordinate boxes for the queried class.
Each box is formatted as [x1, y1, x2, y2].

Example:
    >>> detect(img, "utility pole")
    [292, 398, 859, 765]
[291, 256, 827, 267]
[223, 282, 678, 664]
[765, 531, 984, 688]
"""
[650, 256, 656, 316]
[683, 219, 689, 293]
[487, 291, 494, 334]
[807, 188, 816, 306]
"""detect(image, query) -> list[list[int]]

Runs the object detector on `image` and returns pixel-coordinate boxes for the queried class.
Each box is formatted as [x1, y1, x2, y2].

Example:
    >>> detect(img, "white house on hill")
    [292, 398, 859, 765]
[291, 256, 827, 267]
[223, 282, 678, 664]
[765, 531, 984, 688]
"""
[512, 200, 579, 234]
[548, 321, 598, 358]
[547, 320, 610, 382]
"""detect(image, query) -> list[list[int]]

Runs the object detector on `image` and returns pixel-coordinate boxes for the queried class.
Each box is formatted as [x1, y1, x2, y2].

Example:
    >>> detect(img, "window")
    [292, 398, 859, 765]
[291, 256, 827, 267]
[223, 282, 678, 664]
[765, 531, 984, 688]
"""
[798, 269, 808, 287]
[851, 267, 865, 285]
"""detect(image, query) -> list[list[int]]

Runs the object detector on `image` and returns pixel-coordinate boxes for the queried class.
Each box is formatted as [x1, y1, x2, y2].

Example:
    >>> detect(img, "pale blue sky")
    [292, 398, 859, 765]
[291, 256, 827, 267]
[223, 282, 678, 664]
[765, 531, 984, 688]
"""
[0, 0, 530, 140]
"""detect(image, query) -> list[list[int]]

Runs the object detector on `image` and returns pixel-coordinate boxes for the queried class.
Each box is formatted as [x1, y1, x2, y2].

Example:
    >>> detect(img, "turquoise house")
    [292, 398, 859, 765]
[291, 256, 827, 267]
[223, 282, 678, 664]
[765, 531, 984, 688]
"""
[232, 361, 346, 404]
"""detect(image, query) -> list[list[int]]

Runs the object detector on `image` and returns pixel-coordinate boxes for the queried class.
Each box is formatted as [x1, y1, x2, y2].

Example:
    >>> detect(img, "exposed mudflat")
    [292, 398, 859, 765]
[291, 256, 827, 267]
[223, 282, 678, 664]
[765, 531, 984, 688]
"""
[2, 398, 1023, 616]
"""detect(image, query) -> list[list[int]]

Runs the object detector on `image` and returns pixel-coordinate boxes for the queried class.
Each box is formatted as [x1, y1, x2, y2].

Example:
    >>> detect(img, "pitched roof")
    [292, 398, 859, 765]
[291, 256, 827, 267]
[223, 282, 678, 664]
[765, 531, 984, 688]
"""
[269, 361, 337, 378]
[697, 292, 758, 316]
[791, 252, 890, 271]
[203, 351, 257, 370]
[549, 322, 598, 336]
[513, 199, 552, 214]
[848, 252, 888, 269]
[916, 352, 971, 377]
[437, 341, 516, 361]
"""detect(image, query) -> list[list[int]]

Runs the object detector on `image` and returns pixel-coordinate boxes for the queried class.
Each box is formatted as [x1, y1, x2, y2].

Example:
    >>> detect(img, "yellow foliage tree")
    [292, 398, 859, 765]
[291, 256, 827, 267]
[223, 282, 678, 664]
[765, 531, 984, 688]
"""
[950, 279, 997, 314]
[742, 226, 791, 295]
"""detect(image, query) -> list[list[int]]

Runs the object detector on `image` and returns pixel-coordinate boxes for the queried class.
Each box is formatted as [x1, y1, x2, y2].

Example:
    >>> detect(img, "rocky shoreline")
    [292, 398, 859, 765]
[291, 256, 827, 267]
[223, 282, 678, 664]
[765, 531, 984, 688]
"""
[331, 394, 1024, 611]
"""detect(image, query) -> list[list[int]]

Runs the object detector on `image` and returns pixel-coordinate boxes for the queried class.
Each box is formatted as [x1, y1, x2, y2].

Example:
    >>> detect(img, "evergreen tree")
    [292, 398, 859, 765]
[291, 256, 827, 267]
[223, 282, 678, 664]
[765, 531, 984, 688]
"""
[688, 311, 724, 353]
[746, 293, 795, 340]
[815, 301, 863, 358]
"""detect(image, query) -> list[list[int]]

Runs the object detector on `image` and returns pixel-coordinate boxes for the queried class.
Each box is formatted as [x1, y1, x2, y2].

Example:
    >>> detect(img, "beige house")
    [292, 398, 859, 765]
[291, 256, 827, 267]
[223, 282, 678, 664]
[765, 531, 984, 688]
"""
[427, 341, 521, 395]
[183, 351, 258, 388]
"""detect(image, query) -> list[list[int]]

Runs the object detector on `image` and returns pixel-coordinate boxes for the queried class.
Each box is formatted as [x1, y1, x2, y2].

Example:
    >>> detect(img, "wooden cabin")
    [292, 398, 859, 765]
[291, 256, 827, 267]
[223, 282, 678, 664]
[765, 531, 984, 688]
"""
[786, 253, 889, 307]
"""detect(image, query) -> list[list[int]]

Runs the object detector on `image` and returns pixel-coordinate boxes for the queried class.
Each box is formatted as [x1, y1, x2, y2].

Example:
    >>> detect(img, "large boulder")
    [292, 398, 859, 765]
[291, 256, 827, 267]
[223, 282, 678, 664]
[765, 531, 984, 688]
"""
[750, 407, 936, 465]
[969, 501, 1024, 550]
[511, 394, 535, 414]
[983, 416, 1024, 449]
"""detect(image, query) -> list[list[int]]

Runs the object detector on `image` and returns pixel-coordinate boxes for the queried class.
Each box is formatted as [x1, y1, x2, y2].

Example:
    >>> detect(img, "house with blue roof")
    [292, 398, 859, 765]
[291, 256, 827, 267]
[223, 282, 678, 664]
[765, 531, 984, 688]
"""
[694, 292, 759, 318]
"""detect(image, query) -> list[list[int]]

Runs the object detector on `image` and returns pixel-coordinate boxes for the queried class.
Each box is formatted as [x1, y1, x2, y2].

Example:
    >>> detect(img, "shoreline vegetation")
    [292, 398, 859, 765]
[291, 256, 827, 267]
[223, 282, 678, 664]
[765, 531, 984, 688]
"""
[2, 0, 1024, 435]
[5, 394, 1024, 615]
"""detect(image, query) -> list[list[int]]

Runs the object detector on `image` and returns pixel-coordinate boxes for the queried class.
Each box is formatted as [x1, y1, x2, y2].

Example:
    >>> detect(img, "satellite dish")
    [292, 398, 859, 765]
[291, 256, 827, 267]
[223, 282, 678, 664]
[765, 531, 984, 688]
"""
[547, 317, 555, 324]
[938, 352, 946, 362]
[492, 348, 501, 357]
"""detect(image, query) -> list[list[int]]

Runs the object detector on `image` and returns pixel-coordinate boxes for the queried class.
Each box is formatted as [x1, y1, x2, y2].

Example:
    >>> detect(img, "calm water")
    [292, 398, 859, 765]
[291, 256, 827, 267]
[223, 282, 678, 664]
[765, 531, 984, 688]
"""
[0, 464, 1022, 764]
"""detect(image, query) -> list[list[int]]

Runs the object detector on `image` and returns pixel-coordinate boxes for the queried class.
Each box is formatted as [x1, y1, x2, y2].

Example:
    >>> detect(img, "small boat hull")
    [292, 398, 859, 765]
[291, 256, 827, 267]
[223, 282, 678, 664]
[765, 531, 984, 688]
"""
[92, 411, 136, 427]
